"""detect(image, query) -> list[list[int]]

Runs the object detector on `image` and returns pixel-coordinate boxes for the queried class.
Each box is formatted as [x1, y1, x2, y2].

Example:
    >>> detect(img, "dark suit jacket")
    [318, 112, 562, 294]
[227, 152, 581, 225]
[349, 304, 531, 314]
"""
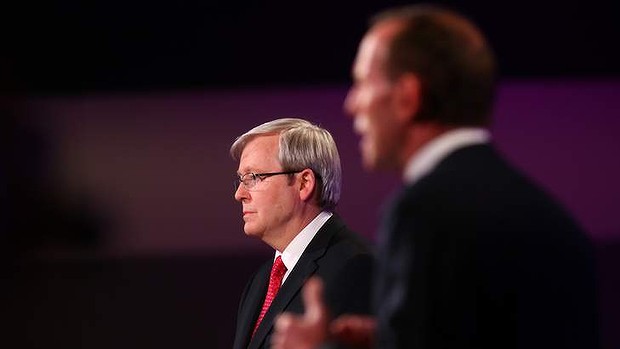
[375, 144, 599, 349]
[233, 214, 374, 349]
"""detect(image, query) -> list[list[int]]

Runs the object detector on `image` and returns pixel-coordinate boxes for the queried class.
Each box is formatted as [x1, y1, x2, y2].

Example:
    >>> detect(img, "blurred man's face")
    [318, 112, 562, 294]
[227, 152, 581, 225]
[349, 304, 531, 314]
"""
[344, 21, 406, 171]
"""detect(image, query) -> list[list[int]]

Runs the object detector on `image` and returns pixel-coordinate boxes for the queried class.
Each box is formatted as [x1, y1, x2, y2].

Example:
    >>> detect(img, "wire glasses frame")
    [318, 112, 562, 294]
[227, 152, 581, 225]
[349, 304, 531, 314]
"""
[234, 170, 302, 191]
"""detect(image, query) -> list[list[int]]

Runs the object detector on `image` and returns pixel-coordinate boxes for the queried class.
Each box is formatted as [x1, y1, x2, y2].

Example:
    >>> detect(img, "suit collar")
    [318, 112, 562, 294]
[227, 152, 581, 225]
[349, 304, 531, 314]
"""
[247, 214, 343, 349]
[279, 211, 333, 282]
[234, 262, 270, 349]
[403, 127, 490, 184]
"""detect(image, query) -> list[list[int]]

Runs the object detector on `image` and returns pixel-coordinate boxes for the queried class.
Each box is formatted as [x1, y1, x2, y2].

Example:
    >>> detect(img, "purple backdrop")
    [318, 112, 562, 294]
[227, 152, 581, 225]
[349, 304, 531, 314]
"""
[11, 79, 619, 349]
[25, 80, 620, 255]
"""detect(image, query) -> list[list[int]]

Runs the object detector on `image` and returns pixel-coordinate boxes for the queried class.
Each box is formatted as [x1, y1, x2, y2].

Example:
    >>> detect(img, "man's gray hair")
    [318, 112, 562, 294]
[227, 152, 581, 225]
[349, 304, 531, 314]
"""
[230, 118, 342, 211]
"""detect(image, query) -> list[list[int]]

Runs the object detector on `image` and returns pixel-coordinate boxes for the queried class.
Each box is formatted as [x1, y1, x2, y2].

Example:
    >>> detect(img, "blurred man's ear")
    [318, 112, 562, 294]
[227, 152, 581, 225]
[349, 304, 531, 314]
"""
[393, 73, 421, 124]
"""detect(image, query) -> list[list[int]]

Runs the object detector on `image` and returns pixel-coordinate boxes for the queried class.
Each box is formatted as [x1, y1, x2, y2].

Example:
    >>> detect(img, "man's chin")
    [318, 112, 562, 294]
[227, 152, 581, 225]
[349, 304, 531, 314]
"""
[363, 155, 397, 173]
[360, 140, 381, 168]
[361, 152, 380, 171]
[243, 227, 262, 239]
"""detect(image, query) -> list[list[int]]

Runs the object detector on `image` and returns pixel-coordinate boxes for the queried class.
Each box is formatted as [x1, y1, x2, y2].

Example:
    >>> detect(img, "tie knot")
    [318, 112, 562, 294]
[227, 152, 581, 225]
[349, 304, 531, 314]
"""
[272, 256, 287, 277]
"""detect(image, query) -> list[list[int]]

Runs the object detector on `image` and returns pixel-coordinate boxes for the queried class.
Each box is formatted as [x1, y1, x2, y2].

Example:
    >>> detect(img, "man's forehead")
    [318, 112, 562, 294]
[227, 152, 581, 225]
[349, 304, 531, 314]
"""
[241, 134, 280, 153]
[354, 20, 402, 77]
[238, 135, 280, 169]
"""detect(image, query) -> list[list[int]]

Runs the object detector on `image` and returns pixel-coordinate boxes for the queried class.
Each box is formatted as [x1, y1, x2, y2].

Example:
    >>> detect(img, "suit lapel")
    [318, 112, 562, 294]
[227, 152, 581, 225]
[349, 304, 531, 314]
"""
[234, 263, 270, 349]
[248, 215, 343, 349]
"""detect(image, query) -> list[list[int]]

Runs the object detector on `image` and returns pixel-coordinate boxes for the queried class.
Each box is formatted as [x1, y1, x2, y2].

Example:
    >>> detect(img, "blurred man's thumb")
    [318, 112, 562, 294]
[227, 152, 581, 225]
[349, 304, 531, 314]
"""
[303, 277, 327, 322]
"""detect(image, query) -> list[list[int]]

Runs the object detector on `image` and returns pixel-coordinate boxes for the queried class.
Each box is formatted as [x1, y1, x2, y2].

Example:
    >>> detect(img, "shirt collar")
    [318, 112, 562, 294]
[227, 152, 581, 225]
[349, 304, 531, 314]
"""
[275, 211, 333, 282]
[403, 127, 490, 184]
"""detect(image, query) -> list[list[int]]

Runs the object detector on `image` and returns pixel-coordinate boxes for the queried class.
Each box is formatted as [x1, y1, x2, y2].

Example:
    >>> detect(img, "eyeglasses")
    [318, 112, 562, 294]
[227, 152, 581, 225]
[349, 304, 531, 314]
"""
[234, 170, 302, 190]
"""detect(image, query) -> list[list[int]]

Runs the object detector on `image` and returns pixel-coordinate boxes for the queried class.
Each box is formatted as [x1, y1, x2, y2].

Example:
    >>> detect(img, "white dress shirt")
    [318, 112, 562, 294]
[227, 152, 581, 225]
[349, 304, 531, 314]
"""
[274, 211, 333, 284]
[403, 128, 490, 185]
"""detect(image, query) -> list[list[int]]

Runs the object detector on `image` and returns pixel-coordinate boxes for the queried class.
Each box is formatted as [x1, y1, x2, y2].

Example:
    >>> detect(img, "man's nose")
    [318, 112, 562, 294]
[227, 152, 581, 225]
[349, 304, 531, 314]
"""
[234, 183, 248, 201]
[343, 88, 357, 118]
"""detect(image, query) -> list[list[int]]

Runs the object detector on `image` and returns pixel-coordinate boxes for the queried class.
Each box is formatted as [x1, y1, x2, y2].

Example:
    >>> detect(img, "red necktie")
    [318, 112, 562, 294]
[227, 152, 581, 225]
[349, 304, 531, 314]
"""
[252, 255, 287, 336]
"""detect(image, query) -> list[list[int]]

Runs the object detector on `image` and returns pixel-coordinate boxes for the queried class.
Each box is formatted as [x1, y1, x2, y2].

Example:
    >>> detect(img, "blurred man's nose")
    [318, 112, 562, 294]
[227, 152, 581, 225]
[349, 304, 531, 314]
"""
[343, 88, 357, 118]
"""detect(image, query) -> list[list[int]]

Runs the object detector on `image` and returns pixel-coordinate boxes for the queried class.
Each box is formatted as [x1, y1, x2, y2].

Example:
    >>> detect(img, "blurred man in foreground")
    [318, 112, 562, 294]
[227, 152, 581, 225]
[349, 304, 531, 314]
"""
[273, 5, 599, 349]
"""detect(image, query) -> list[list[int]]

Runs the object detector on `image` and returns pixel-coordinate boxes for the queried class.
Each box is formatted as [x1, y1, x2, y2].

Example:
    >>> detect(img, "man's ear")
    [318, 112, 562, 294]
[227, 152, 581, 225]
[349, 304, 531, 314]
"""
[298, 168, 316, 202]
[393, 73, 421, 123]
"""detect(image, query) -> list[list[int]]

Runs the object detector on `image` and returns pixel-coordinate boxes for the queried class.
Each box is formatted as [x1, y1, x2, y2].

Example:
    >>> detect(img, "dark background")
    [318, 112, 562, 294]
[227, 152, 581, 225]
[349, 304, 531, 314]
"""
[3, 0, 619, 94]
[2, 1, 619, 349]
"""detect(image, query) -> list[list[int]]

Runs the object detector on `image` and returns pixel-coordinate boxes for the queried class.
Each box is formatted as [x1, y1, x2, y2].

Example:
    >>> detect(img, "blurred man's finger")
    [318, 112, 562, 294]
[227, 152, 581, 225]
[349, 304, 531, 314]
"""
[330, 315, 376, 348]
[302, 277, 326, 323]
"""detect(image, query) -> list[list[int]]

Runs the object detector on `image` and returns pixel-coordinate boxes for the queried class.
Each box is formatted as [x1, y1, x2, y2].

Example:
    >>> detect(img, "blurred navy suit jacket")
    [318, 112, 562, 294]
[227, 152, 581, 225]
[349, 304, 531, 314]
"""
[375, 144, 599, 349]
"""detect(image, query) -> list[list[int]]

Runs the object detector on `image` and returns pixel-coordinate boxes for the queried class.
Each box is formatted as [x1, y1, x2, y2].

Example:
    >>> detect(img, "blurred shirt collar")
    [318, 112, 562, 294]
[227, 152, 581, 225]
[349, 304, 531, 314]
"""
[403, 127, 490, 184]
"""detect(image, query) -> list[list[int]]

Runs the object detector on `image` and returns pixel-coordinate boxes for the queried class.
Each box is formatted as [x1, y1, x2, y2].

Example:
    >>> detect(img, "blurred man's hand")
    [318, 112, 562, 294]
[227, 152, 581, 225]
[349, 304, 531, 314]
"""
[272, 277, 330, 349]
[330, 314, 376, 348]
